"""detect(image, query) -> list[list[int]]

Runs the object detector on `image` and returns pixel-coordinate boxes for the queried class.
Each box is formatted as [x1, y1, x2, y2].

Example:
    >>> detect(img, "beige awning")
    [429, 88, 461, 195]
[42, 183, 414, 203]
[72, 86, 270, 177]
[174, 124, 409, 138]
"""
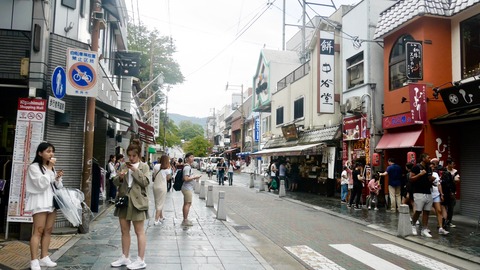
[250, 143, 326, 157]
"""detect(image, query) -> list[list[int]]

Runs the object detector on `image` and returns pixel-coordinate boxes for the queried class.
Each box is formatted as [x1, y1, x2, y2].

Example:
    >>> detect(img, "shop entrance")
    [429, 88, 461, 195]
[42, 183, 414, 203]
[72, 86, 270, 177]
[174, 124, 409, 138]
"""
[0, 87, 28, 234]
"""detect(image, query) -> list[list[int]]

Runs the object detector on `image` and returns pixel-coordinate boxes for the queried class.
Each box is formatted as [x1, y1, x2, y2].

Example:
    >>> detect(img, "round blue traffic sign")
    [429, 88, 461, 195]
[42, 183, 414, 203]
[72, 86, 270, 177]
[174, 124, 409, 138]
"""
[68, 63, 97, 90]
[51, 66, 66, 99]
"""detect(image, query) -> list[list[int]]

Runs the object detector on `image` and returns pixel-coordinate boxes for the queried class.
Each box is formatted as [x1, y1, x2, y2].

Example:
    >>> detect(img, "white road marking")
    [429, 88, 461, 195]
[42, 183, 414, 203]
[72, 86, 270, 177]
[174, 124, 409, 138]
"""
[330, 244, 404, 270]
[285, 245, 346, 270]
[373, 244, 459, 270]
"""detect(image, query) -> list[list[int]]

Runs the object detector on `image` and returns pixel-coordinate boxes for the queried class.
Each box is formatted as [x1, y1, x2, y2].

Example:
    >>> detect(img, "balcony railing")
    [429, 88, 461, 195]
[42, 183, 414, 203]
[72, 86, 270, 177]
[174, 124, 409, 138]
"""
[277, 61, 310, 91]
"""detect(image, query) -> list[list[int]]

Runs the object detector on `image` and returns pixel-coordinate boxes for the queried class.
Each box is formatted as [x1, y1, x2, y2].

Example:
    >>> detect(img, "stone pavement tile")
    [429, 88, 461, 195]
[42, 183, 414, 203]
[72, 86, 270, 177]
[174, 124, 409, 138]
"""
[179, 250, 218, 257]
[182, 264, 224, 270]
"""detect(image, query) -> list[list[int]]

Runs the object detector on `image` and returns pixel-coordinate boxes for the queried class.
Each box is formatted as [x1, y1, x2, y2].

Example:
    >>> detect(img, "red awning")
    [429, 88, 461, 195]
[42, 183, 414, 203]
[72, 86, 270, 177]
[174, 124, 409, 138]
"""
[135, 120, 155, 145]
[375, 130, 424, 150]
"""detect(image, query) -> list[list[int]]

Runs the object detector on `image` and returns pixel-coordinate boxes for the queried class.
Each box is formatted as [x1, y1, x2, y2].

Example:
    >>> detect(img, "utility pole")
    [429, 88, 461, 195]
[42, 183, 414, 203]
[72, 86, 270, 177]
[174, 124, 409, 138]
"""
[81, 0, 102, 231]
[163, 86, 170, 151]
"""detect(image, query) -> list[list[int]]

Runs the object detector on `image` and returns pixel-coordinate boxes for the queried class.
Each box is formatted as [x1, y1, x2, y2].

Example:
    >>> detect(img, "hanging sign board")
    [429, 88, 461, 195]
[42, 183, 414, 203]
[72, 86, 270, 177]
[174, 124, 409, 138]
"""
[406, 41, 423, 80]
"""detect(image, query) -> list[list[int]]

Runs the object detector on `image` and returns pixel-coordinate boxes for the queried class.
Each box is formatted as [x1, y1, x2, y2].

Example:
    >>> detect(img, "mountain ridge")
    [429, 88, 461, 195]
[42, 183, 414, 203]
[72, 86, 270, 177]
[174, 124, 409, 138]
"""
[168, 113, 207, 127]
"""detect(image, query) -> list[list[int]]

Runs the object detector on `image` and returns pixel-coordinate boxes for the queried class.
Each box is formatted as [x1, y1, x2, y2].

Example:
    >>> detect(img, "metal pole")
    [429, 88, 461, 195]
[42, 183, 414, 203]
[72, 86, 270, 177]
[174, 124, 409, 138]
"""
[81, 0, 102, 230]
[240, 84, 244, 153]
[163, 88, 169, 151]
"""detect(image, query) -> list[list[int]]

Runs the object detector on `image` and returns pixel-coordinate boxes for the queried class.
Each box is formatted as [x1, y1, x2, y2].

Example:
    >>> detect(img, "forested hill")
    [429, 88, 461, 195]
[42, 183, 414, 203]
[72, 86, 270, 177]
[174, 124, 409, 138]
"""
[168, 113, 207, 127]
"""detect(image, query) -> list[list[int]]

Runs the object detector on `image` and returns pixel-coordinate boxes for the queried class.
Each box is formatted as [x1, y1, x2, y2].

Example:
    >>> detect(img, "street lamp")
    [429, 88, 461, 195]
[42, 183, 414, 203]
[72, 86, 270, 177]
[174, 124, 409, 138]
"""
[225, 82, 244, 152]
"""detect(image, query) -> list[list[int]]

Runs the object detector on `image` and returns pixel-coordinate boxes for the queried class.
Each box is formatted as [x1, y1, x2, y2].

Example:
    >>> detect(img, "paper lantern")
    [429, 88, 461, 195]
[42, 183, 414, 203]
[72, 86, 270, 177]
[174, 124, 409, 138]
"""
[372, 153, 380, 166]
[407, 152, 416, 164]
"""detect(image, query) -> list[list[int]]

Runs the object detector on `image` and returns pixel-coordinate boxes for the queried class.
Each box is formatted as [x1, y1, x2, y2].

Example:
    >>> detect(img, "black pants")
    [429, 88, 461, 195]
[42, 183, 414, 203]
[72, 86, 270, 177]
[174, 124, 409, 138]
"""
[349, 184, 362, 207]
[108, 179, 117, 200]
[167, 179, 172, 192]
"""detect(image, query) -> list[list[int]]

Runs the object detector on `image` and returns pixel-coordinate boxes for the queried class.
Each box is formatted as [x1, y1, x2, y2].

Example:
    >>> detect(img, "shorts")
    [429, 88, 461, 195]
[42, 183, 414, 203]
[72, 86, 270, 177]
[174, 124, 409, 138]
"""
[348, 184, 353, 190]
[181, 189, 193, 203]
[432, 195, 441, 203]
[413, 193, 433, 211]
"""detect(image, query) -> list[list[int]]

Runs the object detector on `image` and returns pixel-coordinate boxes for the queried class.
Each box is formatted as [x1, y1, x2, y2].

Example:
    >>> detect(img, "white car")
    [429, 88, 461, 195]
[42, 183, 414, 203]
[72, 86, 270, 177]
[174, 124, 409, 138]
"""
[200, 157, 220, 173]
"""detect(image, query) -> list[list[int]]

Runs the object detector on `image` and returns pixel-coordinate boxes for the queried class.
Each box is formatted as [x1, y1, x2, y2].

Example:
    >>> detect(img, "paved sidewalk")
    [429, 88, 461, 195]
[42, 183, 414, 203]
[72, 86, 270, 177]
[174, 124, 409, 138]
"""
[50, 184, 271, 270]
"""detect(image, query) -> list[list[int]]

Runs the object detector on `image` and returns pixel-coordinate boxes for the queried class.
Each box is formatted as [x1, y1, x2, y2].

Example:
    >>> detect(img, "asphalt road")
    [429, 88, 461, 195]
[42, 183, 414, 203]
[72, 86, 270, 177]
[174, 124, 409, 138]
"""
[202, 171, 479, 270]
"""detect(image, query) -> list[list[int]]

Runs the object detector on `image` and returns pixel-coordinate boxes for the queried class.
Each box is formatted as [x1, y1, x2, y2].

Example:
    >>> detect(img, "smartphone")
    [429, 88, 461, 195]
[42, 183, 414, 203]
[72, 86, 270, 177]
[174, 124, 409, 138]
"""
[125, 161, 131, 166]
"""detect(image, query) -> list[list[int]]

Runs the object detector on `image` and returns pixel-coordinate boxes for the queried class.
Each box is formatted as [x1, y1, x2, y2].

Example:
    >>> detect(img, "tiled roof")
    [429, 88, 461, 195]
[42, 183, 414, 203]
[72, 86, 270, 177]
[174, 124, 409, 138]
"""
[374, 0, 480, 39]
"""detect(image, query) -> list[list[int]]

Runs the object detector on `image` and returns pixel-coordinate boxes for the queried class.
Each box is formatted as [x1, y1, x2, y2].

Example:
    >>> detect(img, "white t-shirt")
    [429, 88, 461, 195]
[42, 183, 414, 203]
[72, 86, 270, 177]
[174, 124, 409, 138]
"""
[128, 162, 140, 188]
[431, 172, 441, 198]
[341, 170, 349, 185]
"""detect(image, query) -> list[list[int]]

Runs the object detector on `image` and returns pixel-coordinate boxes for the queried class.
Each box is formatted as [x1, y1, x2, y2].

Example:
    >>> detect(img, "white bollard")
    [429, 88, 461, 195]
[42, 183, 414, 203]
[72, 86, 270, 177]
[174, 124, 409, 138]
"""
[216, 191, 226, 220]
[397, 204, 412, 237]
[259, 175, 265, 191]
[199, 180, 206, 199]
[194, 179, 200, 194]
[206, 185, 214, 207]
[249, 173, 255, 188]
[279, 179, 286, 197]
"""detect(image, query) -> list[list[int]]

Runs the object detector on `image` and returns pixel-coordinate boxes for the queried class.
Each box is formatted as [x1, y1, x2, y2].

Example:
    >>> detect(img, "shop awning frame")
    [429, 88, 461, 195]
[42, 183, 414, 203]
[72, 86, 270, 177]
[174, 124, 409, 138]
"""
[250, 143, 326, 157]
[375, 129, 424, 150]
[95, 100, 132, 127]
[134, 119, 155, 145]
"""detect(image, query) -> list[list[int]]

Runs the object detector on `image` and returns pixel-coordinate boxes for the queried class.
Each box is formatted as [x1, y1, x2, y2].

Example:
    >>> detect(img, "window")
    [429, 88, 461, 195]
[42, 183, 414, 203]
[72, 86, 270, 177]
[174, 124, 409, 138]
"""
[276, 107, 284, 125]
[294, 97, 304, 120]
[461, 14, 480, 79]
[262, 116, 271, 135]
[389, 35, 413, 90]
[347, 53, 364, 88]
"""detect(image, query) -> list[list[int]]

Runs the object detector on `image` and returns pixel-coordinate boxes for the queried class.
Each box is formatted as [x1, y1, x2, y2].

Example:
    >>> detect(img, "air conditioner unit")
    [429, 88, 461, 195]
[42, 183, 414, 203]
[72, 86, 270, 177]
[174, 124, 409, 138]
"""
[345, 96, 362, 113]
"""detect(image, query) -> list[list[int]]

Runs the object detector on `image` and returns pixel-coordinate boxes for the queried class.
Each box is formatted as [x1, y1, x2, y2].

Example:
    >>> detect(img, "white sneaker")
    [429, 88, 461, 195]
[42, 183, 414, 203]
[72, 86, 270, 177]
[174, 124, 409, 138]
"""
[374, 207, 378, 211]
[39, 256, 57, 267]
[182, 220, 193, 226]
[412, 225, 418, 236]
[127, 257, 147, 270]
[449, 223, 457, 228]
[30, 259, 41, 270]
[154, 219, 161, 226]
[439, 227, 450, 235]
[111, 254, 132, 267]
[368, 206, 371, 210]
[421, 229, 432, 238]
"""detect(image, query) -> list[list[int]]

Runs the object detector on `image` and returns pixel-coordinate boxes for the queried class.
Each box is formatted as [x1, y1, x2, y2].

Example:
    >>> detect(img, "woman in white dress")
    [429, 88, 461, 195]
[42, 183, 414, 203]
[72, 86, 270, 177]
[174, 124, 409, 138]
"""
[153, 155, 172, 225]
[25, 142, 64, 270]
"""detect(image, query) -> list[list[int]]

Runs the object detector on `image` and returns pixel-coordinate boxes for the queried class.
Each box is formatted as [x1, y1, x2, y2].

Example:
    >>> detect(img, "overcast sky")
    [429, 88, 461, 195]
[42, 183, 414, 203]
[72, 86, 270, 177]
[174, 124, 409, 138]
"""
[125, 0, 361, 118]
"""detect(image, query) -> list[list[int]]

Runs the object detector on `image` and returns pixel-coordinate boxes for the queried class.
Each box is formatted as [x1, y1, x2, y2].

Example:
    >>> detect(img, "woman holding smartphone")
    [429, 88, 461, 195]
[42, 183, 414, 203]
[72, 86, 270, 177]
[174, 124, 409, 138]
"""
[111, 139, 150, 270]
[152, 155, 171, 225]
[25, 142, 64, 270]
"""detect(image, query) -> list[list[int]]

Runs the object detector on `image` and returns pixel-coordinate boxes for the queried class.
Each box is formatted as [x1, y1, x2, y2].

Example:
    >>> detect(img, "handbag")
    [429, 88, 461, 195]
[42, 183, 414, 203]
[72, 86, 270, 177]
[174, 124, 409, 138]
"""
[115, 195, 129, 208]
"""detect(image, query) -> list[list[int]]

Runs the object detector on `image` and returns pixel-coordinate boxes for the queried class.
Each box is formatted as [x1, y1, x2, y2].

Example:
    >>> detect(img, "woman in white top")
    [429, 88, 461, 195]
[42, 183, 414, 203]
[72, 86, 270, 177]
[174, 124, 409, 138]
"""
[25, 142, 64, 270]
[152, 155, 172, 225]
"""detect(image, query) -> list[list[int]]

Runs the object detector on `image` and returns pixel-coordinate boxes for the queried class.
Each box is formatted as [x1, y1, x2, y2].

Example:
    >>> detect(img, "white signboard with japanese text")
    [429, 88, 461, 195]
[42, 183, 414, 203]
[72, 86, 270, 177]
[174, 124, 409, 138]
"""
[48, 96, 66, 113]
[318, 31, 335, 114]
[7, 98, 47, 223]
[66, 48, 98, 97]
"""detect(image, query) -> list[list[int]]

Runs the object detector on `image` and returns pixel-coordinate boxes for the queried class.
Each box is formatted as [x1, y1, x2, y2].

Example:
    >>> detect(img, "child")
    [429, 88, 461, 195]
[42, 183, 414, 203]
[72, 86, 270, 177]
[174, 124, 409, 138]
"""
[368, 175, 381, 210]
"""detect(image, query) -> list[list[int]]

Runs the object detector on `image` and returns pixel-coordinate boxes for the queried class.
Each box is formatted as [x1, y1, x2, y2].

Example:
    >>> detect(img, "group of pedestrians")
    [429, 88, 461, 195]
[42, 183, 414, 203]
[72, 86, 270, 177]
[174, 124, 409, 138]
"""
[342, 153, 460, 238]
[216, 158, 237, 186]
[266, 158, 298, 192]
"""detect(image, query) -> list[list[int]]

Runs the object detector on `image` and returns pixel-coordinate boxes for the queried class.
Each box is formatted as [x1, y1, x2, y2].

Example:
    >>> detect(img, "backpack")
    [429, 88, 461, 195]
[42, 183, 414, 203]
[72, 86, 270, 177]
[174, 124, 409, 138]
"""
[173, 168, 184, 191]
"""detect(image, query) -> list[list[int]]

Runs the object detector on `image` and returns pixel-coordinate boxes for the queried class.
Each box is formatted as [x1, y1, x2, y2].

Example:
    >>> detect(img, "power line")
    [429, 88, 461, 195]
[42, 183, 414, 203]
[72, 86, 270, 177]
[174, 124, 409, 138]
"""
[185, 1, 276, 78]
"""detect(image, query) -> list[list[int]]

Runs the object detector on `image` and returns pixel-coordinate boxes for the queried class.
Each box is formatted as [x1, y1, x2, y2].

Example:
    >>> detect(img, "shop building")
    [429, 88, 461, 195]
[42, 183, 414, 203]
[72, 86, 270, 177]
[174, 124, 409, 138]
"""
[374, 0, 480, 217]
[0, 0, 152, 235]
[340, 0, 392, 182]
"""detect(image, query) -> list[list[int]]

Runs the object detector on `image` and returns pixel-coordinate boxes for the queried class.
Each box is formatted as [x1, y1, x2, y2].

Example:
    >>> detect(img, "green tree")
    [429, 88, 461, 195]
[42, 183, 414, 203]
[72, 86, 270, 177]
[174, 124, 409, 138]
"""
[178, 121, 204, 141]
[157, 111, 181, 147]
[183, 136, 211, 157]
[127, 21, 184, 85]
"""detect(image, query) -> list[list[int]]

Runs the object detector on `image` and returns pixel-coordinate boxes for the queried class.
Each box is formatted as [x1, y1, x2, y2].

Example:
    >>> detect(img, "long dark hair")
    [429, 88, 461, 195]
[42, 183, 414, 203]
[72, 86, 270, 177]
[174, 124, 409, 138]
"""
[32, 142, 55, 174]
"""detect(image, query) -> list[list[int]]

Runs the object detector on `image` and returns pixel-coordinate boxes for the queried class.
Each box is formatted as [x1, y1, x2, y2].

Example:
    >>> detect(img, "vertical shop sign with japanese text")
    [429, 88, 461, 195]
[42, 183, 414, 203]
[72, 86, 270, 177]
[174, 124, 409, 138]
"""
[406, 41, 423, 80]
[153, 105, 160, 137]
[408, 83, 427, 124]
[7, 98, 47, 223]
[318, 31, 335, 113]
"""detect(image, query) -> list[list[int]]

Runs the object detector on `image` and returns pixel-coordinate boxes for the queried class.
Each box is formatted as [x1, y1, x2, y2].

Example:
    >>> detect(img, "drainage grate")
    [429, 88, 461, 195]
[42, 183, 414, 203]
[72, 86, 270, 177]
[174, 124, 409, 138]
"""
[232, 225, 251, 231]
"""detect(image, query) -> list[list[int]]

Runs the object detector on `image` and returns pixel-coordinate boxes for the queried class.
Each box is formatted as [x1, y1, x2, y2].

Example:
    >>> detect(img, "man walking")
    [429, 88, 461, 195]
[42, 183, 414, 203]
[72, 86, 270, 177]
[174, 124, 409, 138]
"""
[181, 153, 201, 226]
[380, 158, 402, 212]
[410, 153, 434, 237]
